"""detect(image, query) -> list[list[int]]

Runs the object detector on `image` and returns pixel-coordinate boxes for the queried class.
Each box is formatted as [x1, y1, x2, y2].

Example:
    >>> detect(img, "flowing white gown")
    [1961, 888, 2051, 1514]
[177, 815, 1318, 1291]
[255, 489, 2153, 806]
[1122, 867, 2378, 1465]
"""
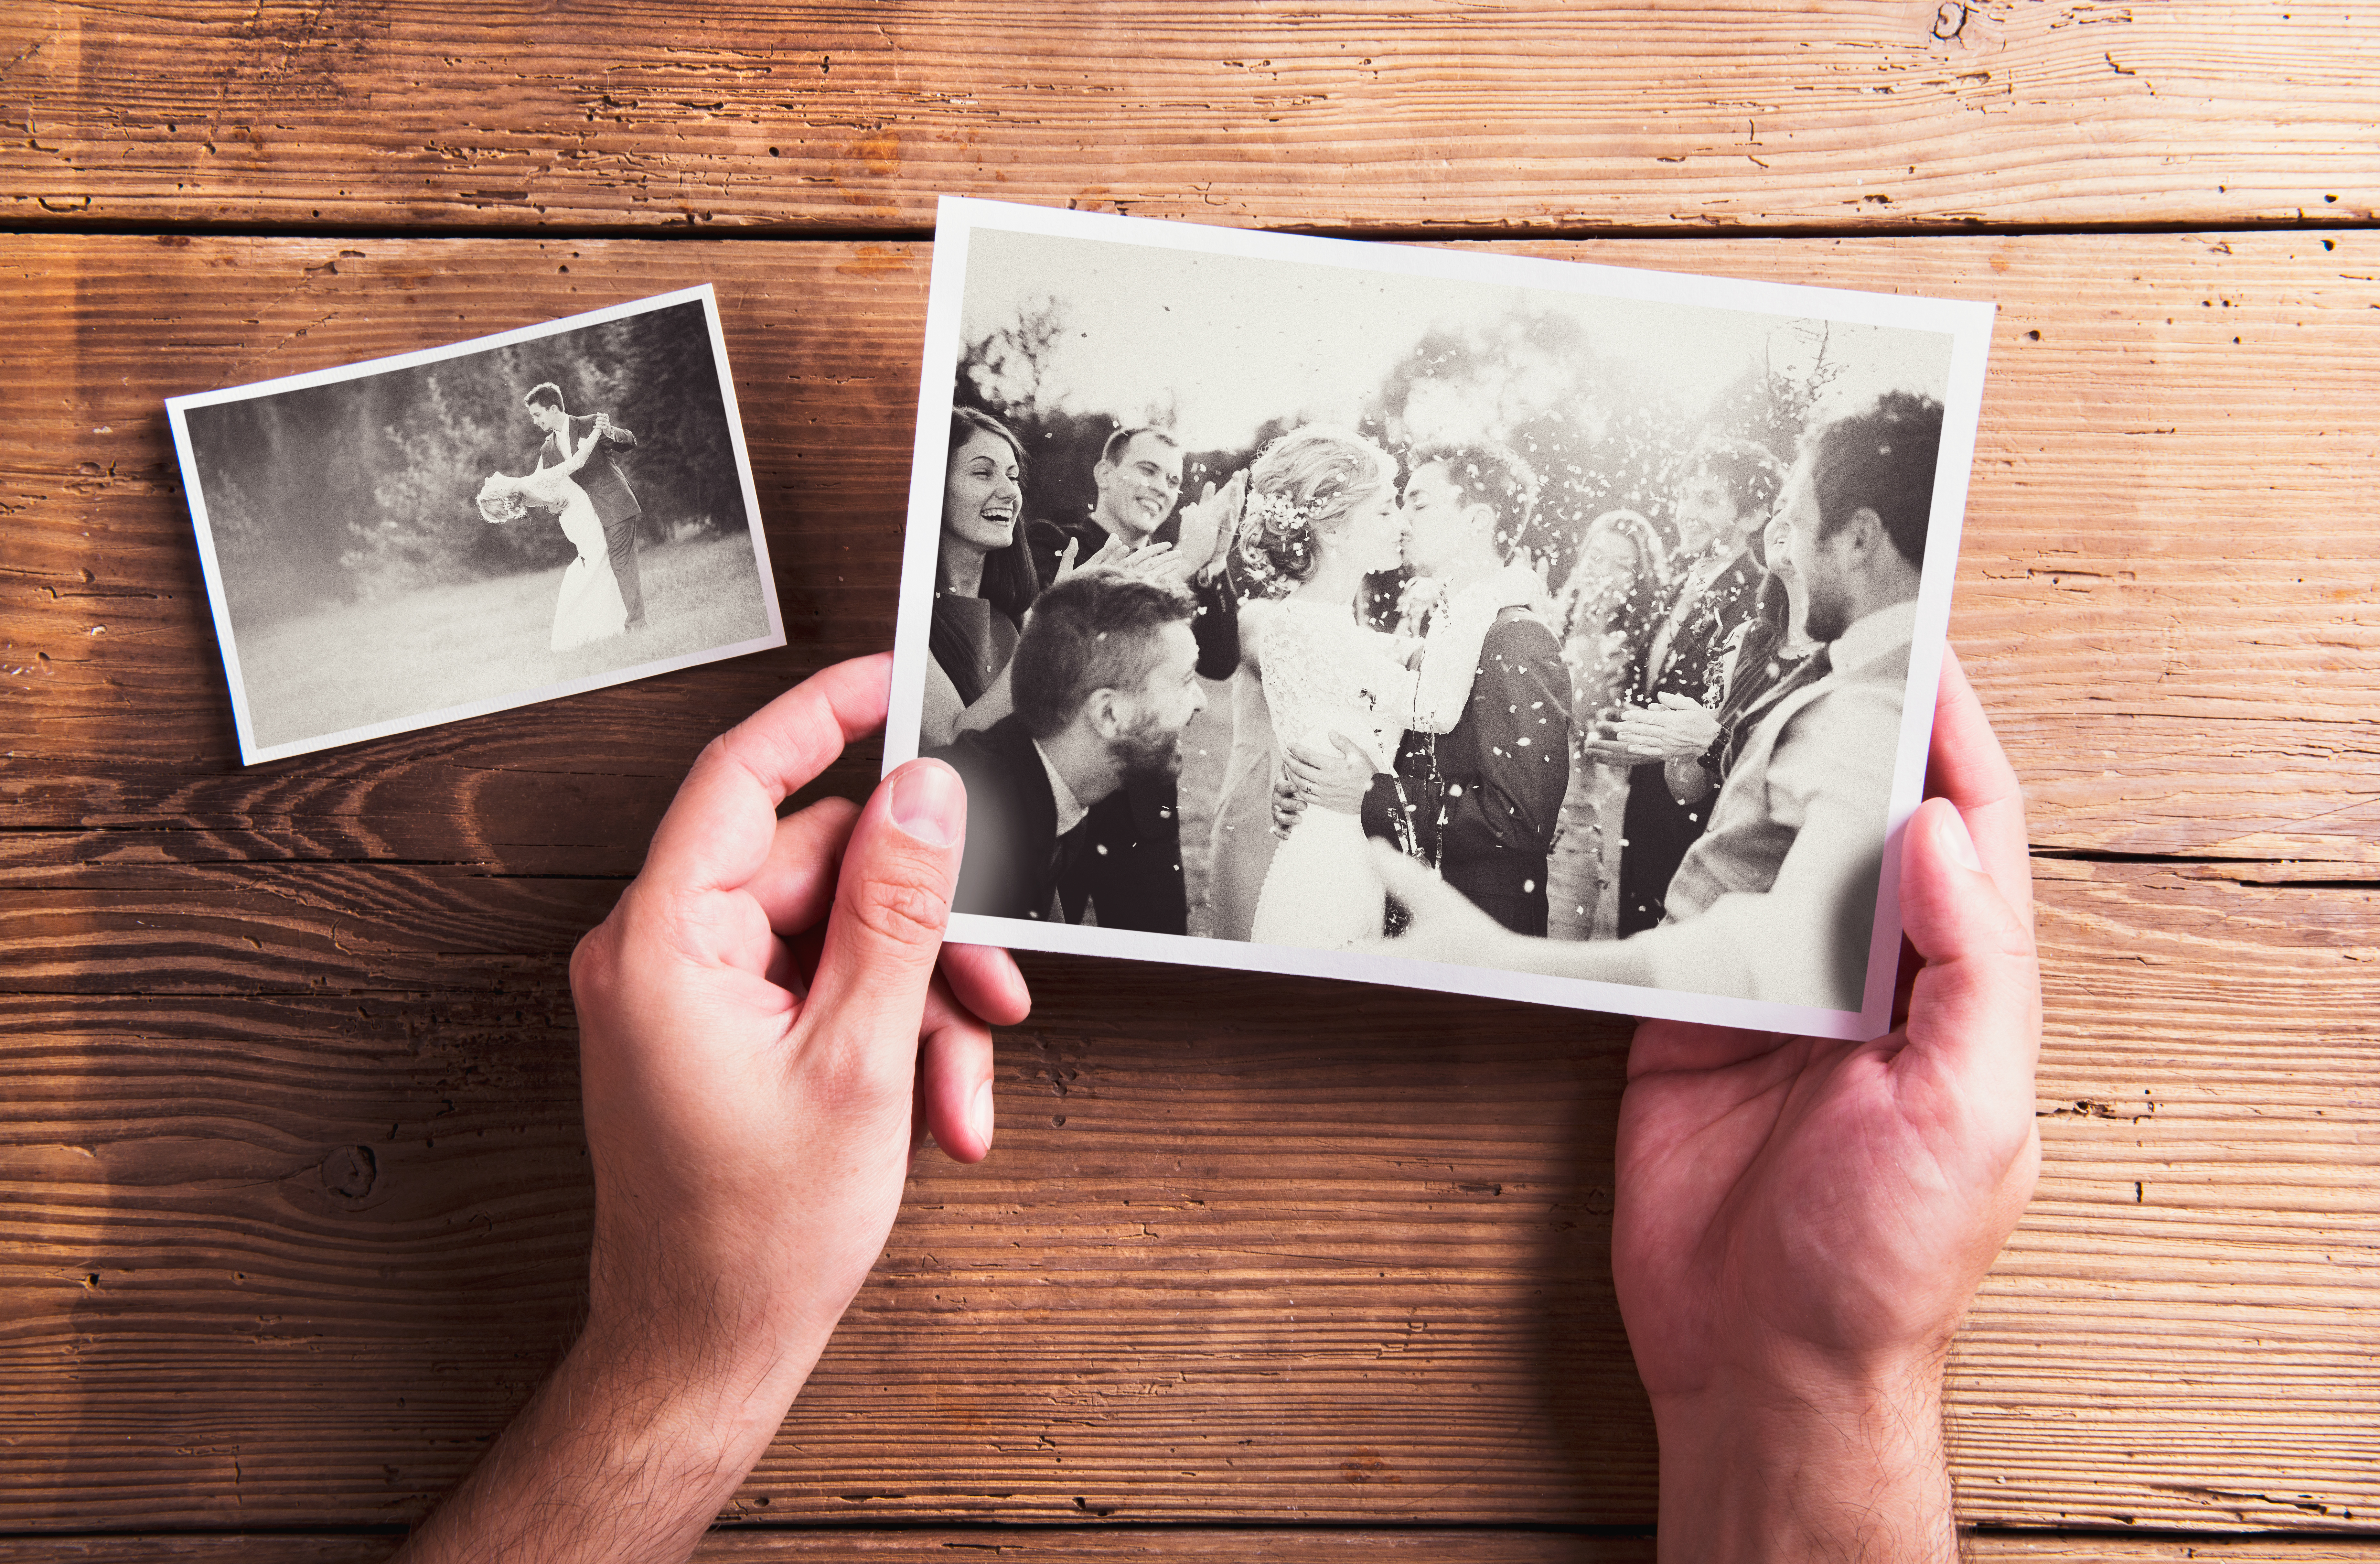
[519, 464, 629, 652]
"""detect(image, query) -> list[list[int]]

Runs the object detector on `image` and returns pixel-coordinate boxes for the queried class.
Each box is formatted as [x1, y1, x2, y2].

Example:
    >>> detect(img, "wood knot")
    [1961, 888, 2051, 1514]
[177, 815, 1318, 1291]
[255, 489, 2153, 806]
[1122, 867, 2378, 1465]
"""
[321, 1143, 379, 1201]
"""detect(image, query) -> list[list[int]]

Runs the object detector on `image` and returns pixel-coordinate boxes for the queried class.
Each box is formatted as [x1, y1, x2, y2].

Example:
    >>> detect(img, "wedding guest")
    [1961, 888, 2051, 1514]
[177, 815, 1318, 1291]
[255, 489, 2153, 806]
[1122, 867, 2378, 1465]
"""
[1009, 423, 1244, 935]
[1599, 435, 1783, 936]
[1546, 508, 1669, 940]
[1613, 496, 1827, 815]
[921, 407, 1037, 749]
[928, 573, 1206, 925]
[1386, 390, 1946, 1015]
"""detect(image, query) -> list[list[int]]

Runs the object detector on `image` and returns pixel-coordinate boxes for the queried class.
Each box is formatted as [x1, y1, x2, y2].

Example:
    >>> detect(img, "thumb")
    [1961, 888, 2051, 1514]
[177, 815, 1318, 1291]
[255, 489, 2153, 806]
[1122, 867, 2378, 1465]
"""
[1897, 796, 2041, 1115]
[1656, 692, 1696, 710]
[798, 759, 968, 1088]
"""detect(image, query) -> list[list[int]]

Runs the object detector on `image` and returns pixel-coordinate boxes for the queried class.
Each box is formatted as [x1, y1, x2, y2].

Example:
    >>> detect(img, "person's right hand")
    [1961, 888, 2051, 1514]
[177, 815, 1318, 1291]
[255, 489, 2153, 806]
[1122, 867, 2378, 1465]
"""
[1612, 648, 2039, 1561]
[1280, 731, 1373, 814]
[1172, 470, 1248, 580]
[396, 653, 1030, 1564]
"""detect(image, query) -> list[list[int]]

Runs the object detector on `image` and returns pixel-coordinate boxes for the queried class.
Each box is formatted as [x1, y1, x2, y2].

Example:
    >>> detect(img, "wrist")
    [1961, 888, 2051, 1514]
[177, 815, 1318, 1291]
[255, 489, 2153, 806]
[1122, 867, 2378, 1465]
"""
[581, 1227, 840, 1421]
[1649, 1359, 1955, 1564]
[396, 1280, 827, 1563]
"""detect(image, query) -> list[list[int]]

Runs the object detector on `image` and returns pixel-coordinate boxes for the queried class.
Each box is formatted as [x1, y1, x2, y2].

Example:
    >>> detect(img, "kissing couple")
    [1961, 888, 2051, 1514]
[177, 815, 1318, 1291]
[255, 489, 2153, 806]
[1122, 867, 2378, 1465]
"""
[1213, 427, 1573, 949]
[474, 383, 649, 652]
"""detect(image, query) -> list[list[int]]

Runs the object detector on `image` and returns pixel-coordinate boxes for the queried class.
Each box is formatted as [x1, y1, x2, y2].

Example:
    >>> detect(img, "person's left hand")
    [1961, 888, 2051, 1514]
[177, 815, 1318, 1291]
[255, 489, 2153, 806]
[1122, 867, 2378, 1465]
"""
[1173, 470, 1248, 581]
[1613, 693, 1720, 761]
[1090, 538, 1188, 587]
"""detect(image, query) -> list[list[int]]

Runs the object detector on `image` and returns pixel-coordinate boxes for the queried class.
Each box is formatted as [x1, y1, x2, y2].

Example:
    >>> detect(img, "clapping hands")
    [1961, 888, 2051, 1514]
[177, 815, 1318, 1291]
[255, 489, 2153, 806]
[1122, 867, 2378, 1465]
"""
[1054, 533, 1183, 588]
[1173, 469, 1249, 582]
[1050, 470, 1248, 591]
[1613, 692, 1721, 761]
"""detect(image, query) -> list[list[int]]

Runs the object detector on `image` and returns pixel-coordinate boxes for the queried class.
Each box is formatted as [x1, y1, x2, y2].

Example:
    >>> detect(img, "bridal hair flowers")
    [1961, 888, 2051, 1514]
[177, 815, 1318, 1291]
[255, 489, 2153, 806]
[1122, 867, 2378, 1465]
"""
[1234, 488, 1321, 598]
[476, 474, 528, 525]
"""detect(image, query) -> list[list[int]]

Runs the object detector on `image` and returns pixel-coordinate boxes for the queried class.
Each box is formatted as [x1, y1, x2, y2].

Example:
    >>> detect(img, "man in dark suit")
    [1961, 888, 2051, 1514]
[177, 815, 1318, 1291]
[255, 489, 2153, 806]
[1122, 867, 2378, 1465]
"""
[1272, 443, 1573, 937]
[524, 381, 648, 629]
[1017, 426, 1242, 934]
[1595, 435, 1783, 935]
[927, 573, 1206, 926]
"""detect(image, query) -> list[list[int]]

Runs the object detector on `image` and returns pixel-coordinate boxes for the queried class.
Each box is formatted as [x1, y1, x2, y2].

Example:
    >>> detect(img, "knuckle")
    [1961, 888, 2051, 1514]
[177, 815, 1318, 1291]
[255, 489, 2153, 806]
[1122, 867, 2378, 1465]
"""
[568, 919, 620, 1005]
[844, 868, 951, 949]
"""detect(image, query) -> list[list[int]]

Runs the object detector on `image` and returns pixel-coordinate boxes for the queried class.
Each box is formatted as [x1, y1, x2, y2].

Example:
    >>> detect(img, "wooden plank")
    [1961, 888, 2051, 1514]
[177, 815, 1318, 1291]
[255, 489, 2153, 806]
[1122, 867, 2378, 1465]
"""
[5, 232, 2375, 871]
[4, 3, 2375, 234]
[5, 869, 2373, 1531]
[6, 1530, 2375, 1562]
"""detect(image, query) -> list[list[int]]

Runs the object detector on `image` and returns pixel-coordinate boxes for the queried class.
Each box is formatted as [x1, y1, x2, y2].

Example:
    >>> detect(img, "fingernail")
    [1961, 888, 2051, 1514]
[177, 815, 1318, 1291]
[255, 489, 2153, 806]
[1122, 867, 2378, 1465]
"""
[970, 1080, 995, 1151]
[1941, 806, 1982, 872]
[890, 761, 964, 847]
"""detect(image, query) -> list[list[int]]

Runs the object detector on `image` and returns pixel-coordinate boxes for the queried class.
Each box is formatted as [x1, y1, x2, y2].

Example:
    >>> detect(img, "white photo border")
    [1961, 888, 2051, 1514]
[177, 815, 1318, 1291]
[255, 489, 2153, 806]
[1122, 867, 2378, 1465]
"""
[166, 283, 786, 766]
[887, 197, 1995, 1039]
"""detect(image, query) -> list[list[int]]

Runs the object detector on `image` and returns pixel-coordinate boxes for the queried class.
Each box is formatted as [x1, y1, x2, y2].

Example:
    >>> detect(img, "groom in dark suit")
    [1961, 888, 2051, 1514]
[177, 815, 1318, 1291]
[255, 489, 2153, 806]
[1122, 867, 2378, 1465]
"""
[523, 382, 647, 628]
[927, 573, 1206, 925]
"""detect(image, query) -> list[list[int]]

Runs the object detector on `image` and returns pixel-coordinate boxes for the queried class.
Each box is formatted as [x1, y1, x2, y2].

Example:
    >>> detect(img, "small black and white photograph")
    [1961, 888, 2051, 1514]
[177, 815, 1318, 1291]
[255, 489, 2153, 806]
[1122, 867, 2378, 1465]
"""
[887, 199, 1992, 1037]
[167, 285, 783, 764]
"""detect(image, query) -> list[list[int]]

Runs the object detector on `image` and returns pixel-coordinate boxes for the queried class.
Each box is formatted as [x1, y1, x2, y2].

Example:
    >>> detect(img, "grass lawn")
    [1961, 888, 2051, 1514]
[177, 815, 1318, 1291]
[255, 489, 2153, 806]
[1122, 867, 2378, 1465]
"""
[240, 534, 773, 751]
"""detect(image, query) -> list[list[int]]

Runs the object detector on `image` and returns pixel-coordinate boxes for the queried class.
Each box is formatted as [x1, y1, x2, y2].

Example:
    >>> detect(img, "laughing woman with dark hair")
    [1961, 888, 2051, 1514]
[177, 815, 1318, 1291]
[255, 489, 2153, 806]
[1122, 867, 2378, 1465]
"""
[922, 406, 1039, 749]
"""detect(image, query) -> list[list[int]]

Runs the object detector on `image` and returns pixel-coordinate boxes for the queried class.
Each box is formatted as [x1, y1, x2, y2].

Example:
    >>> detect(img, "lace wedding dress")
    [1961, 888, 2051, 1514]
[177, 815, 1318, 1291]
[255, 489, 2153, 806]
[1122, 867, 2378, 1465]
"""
[1246, 593, 1500, 950]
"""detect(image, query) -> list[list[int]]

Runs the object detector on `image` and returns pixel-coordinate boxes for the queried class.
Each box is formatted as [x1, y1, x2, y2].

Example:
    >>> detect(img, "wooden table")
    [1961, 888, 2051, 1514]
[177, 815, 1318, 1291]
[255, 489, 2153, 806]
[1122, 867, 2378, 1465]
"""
[5, 6, 2375, 1559]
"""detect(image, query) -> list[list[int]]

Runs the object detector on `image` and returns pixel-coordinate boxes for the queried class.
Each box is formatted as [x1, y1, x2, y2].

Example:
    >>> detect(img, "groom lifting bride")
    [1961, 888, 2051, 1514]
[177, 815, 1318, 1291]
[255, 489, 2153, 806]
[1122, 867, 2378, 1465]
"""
[1264, 440, 1572, 940]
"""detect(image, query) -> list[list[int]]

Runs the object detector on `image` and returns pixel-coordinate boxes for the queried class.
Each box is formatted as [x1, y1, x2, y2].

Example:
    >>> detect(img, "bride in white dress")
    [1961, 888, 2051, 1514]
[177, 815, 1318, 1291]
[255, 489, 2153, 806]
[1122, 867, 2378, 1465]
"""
[476, 418, 631, 652]
[1238, 427, 1517, 951]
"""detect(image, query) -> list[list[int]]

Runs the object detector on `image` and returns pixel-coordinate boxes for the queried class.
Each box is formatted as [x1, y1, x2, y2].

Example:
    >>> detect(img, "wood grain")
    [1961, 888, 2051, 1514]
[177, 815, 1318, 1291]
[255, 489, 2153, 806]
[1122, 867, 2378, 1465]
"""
[5, 179, 2380, 1533]
[5, 233, 2375, 873]
[6, 1530, 2377, 1562]
[5, 864, 2374, 1532]
[4, 3, 2376, 235]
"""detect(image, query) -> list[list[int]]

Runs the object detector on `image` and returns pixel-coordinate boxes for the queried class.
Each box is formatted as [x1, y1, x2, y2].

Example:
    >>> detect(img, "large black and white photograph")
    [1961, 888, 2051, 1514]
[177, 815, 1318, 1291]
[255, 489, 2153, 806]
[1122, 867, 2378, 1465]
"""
[168, 285, 783, 764]
[887, 199, 1992, 1037]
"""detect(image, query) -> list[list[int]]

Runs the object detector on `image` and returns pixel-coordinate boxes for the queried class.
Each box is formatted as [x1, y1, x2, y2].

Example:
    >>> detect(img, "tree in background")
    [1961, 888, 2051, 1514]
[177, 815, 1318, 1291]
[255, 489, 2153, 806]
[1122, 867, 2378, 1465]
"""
[949, 297, 1845, 615]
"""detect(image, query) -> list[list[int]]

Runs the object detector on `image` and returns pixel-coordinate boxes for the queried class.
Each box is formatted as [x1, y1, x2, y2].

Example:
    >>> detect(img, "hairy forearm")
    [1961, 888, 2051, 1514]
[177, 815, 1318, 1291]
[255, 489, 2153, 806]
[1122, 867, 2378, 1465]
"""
[1651, 1365, 1956, 1564]
[394, 1310, 820, 1564]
